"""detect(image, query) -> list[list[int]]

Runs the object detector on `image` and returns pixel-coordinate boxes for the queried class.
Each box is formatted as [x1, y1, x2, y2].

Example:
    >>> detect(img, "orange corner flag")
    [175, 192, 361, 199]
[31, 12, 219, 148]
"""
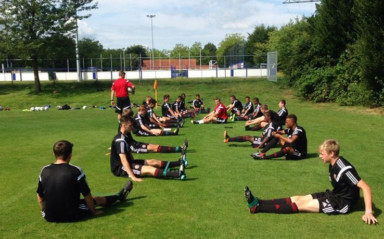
[154, 80, 158, 90]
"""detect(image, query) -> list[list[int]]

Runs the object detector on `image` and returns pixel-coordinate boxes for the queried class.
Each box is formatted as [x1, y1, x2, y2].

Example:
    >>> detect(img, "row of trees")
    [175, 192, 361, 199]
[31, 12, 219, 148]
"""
[268, 0, 384, 106]
[1, 0, 383, 106]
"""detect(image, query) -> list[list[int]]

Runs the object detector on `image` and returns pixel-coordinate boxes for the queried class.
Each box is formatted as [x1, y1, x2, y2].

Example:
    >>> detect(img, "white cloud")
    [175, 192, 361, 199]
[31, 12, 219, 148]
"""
[80, 0, 316, 49]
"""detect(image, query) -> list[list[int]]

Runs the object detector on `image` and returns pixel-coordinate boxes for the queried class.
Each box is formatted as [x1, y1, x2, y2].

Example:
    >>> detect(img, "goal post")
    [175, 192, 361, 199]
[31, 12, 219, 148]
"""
[267, 51, 278, 82]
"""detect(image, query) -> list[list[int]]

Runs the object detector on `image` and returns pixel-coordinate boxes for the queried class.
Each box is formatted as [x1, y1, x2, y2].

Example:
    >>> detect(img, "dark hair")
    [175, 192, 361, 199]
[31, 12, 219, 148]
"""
[196, 94, 200, 97]
[261, 104, 268, 110]
[120, 115, 133, 125]
[53, 140, 73, 160]
[139, 105, 147, 111]
[215, 97, 221, 101]
[280, 99, 286, 105]
[263, 111, 271, 117]
[119, 70, 125, 77]
[163, 94, 170, 100]
[149, 98, 157, 105]
[287, 114, 297, 123]
[230, 95, 236, 99]
[122, 108, 133, 117]
[245, 96, 250, 100]
[253, 97, 259, 102]
[181, 93, 186, 98]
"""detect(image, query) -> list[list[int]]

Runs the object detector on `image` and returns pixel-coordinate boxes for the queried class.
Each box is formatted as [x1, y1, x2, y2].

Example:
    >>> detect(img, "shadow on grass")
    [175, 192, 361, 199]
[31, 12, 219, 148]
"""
[354, 200, 382, 217]
[186, 165, 198, 170]
[81, 195, 147, 221]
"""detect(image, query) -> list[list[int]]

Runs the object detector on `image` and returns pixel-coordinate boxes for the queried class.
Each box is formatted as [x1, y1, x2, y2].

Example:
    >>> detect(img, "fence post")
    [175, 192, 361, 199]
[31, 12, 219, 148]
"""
[110, 54, 113, 81]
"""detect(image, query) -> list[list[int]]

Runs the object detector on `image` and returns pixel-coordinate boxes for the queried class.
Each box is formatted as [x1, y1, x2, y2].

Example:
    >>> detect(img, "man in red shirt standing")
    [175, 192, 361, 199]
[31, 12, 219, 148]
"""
[111, 71, 135, 121]
[192, 97, 228, 124]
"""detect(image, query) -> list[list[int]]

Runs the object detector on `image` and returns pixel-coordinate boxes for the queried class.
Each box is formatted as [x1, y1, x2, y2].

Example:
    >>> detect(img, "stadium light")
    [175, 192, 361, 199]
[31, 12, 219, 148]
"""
[147, 14, 156, 70]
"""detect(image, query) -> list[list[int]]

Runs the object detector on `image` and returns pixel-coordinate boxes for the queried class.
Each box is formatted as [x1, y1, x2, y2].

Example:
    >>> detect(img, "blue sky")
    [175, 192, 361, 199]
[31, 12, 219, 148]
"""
[78, 0, 318, 50]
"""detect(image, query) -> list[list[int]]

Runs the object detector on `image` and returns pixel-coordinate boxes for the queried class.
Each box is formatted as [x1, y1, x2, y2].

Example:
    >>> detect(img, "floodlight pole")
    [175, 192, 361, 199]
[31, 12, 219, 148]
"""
[147, 14, 156, 70]
[75, 18, 81, 81]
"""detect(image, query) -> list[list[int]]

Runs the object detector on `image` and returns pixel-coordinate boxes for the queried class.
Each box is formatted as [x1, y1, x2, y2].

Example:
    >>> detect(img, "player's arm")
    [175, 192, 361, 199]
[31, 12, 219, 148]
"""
[127, 81, 135, 94]
[84, 193, 103, 216]
[119, 153, 142, 182]
[357, 179, 378, 225]
[274, 133, 297, 144]
[37, 194, 44, 210]
[110, 89, 116, 106]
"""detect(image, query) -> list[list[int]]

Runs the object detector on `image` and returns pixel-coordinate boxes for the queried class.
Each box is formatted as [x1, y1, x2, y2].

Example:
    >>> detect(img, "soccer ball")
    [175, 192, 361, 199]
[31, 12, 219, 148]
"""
[82, 105, 87, 110]
[127, 87, 133, 93]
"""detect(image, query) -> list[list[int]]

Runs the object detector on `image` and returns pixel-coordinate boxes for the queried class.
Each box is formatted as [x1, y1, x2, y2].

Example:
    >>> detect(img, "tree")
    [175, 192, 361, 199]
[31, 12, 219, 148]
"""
[245, 25, 277, 66]
[170, 44, 189, 58]
[354, 0, 384, 105]
[216, 33, 244, 67]
[125, 45, 148, 70]
[0, 0, 97, 92]
[201, 42, 217, 65]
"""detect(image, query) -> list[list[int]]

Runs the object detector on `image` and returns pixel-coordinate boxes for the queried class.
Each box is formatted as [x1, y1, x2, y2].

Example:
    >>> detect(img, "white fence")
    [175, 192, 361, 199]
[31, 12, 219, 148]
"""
[0, 68, 267, 82]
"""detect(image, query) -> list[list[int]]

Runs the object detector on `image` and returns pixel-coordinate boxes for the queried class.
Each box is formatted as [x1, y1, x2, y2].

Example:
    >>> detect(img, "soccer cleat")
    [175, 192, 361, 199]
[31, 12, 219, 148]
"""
[174, 125, 180, 135]
[180, 153, 188, 167]
[179, 118, 185, 128]
[181, 138, 188, 155]
[244, 186, 259, 213]
[251, 152, 265, 160]
[118, 180, 133, 202]
[223, 130, 230, 143]
[179, 160, 186, 180]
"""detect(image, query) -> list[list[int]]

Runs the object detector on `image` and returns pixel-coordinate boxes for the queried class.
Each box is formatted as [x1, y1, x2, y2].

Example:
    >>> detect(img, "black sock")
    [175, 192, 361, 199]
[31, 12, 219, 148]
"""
[160, 160, 181, 168]
[264, 149, 287, 159]
[261, 138, 278, 153]
[228, 136, 247, 142]
[105, 195, 119, 206]
[154, 169, 179, 178]
[259, 197, 291, 205]
[255, 203, 298, 214]
[157, 146, 179, 153]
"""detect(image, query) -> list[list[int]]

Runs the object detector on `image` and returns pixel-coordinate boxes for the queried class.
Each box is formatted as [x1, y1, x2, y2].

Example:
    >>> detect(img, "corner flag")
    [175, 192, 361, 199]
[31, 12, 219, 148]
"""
[154, 80, 158, 108]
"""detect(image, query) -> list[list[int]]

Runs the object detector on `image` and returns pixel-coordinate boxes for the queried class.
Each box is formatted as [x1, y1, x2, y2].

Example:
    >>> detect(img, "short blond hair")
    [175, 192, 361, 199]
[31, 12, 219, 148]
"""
[319, 139, 340, 156]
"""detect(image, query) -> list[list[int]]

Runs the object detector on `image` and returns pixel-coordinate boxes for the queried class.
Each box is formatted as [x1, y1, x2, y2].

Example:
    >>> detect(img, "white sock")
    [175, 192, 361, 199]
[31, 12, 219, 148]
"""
[198, 120, 204, 124]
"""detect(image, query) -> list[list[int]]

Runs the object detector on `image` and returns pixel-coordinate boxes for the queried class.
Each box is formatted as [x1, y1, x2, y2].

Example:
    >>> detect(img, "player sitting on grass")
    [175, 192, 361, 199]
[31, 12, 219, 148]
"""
[147, 98, 183, 128]
[276, 99, 288, 128]
[110, 108, 187, 154]
[245, 104, 279, 131]
[37, 140, 133, 222]
[192, 93, 205, 114]
[245, 139, 378, 225]
[251, 114, 307, 160]
[238, 96, 254, 121]
[192, 97, 228, 124]
[224, 111, 280, 150]
[249, 97, 263, 120]
[226, 95, 243, 121]
[162, 94, 182, 120]
[133, 105, 179, 136]
[110, 116, 187, 181]
[173, 96, 195, 118]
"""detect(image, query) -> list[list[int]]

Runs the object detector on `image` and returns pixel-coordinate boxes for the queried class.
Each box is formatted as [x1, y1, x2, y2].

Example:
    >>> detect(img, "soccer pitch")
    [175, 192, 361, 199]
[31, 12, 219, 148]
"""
[0, 78, 382, 238]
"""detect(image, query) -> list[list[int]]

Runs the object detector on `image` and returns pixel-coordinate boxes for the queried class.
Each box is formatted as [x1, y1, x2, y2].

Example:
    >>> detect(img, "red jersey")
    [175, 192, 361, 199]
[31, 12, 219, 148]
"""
[111, 78, 134, 98]
[214, 103, 228, 119]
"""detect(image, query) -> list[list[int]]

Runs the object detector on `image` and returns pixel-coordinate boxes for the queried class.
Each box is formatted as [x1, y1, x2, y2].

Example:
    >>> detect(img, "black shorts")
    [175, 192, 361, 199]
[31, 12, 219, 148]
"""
[113, 160, 145, 177]
[215, 118, 227, 124]
[130, 142, 149, 153]
[43, 199, 93, 222]
[115, 97, 131, 114]
[283, 145, 307, 160]
[312, 190, 352, 214]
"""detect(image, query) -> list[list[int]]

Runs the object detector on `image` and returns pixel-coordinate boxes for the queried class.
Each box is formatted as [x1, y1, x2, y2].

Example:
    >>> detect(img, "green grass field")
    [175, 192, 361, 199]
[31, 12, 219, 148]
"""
[0, 78, 383, 238]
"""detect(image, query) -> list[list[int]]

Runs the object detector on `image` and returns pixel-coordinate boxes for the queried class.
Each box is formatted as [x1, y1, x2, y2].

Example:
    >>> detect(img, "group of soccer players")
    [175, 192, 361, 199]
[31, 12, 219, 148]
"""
[199, 94, 376, 225]
[36, 73, 377, 224]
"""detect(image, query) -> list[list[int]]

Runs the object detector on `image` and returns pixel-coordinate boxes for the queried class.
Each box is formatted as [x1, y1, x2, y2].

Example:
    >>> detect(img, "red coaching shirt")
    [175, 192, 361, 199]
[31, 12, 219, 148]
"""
[214, 103, 228, 119]
[111, 78, 134, 98]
